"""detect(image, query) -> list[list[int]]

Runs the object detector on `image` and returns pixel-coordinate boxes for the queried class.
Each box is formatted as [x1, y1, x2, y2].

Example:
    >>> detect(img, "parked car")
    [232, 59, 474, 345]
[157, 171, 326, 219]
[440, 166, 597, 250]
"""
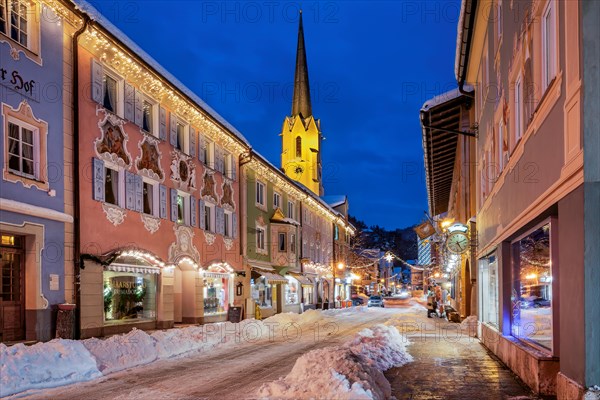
[367, 295, 385, 308]
[521, 296, 551, 309]
[352, 297, 365, 306]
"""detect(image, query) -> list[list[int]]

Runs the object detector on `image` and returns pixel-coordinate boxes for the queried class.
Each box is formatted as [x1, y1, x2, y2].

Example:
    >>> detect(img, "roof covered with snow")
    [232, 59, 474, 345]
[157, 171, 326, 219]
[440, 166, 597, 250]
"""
[321, 195, 347, 208]
[70, 0, 250, 146]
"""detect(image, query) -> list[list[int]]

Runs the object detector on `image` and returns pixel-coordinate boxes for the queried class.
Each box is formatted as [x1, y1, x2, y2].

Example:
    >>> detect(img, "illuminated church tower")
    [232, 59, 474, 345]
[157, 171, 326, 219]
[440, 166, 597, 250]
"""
[280, 10, 324, 196]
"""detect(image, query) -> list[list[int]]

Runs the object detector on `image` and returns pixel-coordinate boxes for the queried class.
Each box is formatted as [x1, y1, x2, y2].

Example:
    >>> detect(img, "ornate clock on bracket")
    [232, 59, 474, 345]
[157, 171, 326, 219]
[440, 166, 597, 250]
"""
[445, 224, 469, 254]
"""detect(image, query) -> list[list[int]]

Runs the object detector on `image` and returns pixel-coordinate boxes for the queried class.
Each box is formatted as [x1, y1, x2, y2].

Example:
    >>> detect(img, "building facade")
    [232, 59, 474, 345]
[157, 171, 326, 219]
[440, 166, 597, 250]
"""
[74, 12, 248, 338]
[0, 0, 78, 342]
[455, 0, 599, 397]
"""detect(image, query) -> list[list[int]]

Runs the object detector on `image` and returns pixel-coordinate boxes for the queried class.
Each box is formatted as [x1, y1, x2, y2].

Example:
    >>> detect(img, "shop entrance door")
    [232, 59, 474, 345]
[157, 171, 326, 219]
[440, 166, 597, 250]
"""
[0, 235, 25, 342]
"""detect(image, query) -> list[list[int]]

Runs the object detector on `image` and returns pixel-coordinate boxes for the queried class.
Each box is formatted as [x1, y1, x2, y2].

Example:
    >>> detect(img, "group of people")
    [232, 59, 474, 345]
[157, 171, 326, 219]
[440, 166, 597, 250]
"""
[426, 284, 449, 318]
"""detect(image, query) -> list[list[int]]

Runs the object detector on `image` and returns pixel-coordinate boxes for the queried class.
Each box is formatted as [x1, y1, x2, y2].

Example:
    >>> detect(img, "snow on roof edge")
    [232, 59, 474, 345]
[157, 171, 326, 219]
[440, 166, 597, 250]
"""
[71, 0, 250, 146]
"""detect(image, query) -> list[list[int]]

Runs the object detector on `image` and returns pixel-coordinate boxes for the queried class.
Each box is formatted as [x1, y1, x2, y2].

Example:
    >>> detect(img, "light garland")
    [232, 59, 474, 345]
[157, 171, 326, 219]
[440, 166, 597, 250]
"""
[80, 29, 246, 157]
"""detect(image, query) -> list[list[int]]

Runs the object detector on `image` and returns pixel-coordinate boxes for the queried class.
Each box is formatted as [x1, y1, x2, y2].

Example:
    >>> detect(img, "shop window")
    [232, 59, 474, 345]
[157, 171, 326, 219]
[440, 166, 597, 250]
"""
[303, 285, 313, 305]
[251, 276, 272, 308]
[103, 271, 157, 323]
[479, 254, 499, 328]
[511, 222, 553, 350]
[203, 274, 230, 315]
[285, 276, 299, 305]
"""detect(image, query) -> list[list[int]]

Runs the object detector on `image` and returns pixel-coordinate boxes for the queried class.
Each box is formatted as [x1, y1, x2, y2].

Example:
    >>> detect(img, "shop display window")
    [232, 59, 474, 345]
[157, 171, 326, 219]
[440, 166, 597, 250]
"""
[204, 275, 230, 315]
[285, 276, 299, 305]
[103, 271, 157, 323]
[251, 276, 272, 307]
[511, 222, 553, 350]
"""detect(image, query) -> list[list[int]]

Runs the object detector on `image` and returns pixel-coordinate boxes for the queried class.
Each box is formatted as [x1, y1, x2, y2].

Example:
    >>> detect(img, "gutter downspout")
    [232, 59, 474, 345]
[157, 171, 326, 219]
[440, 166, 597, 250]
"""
[72, 15, 90, 339]
[458, 0, 477, 98]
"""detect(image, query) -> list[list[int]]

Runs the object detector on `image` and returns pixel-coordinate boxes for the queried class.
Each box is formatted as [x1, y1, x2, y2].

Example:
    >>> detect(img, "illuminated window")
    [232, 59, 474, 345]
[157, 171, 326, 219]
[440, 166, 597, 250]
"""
[9, 0, 28, 47]
[7, 121, 36, 179]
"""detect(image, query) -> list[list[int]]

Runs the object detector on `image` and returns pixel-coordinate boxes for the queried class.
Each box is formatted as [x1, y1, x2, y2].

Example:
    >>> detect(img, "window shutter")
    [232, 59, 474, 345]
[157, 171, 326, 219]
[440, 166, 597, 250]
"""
[91, 59, 104, 104]
[190, 196, 197, 227]
[125, 171, 135, 210]
[159, 107, 167, 141]
[169, 113, 177, 146]
[134, 175, 143, 212]
[216, 207, 224, 235]
[198, 134, 206, 163]
[159, 184, 167, 219]
[124, 82, 135, 122]
[199, 199, 206, 230]
[170, 188, 178, 222]
[134, 90, 143, 127]
[92, 158, 105, 201]
[189, 126, 196, 157]
[232, 213, 238, 238]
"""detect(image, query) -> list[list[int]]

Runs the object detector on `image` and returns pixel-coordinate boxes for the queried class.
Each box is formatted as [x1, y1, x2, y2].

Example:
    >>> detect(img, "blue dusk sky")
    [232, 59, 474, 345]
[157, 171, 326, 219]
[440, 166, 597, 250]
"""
[87, 0, 461, 230]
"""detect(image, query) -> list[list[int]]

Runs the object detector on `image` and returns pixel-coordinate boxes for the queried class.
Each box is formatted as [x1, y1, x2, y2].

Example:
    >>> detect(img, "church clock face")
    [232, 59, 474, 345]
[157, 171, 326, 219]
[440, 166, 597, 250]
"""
[294, 165, 304, 176]
[446, 231, 469, 254]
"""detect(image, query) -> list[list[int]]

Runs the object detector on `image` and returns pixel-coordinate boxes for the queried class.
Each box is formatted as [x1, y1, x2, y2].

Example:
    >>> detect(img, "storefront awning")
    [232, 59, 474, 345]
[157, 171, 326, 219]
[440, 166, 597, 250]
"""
[289, 273, 313, 286]
[105, 263, 161, 275]
[252, 268, 288, 284]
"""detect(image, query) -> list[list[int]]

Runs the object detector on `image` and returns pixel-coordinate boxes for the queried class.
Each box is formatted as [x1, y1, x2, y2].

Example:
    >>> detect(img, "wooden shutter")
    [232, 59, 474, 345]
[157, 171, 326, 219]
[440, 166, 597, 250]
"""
[189, 126, 196, 157]
[199, 199, 206, 230]
[134, 90, 143, 127]
[159, 184, 167, 219]
[125, 171, 135, 210]
[159, 107, 167, 141]
[232, 213, 238, 238]
[190, 196, 197, 227]
[124, 82, 135, 122]
[170, 188, 178, 222]
[134, 175, 143, 212]
[198, 133, 205, 163]
[169, 113, 177, 146]
[92, 158, 105, 201]
[216, 207, 224, 235]
[91, 59, 104, 104]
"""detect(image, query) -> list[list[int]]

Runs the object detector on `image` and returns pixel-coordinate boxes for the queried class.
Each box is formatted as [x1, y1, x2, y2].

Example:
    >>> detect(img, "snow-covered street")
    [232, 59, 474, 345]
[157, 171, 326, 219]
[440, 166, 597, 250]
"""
[7, 304, 427, 400]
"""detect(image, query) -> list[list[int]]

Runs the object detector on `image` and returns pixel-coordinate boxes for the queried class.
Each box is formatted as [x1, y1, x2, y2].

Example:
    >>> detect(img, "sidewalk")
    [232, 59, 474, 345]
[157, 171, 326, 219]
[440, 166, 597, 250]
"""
[385, 335, 546, 400]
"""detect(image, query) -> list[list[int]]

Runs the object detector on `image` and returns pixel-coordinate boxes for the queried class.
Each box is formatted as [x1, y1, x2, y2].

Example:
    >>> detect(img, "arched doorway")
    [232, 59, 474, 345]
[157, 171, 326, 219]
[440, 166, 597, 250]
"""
[173, 258, 199, 324]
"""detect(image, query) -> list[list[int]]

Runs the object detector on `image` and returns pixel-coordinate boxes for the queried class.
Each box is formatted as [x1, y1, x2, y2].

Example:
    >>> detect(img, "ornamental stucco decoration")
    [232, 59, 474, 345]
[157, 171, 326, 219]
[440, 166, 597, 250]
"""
[136, 135, 164, 182]
[141, 213, 161, 234]
[221, 181, 236, 211]
[169, 151, 197, 192]
[223, 237, 234, 251]
[102, 203, 126, 226]
[168, 225, 200, 264]
[204, 232, 216, 246]
[94, 109, 132, 168]
[201, 170, 218, 203]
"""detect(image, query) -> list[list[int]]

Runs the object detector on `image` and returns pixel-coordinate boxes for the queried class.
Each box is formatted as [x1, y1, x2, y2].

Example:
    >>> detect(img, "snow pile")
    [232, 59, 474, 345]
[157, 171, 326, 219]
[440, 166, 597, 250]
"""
[83, 328, 158, 374]
[585, 386, 600, 400]
[257, 324, 412, 400]
[460, 315, 478, 337]
[0, 340, 102, 397]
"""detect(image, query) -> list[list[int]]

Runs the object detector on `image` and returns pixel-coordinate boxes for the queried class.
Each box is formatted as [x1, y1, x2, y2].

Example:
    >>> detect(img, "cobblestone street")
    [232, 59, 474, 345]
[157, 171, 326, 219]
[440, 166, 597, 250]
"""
[385, 336, 544, 400]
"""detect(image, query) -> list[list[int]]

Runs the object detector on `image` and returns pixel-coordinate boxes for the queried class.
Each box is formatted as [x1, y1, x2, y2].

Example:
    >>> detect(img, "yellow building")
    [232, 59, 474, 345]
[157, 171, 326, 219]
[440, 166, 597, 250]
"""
[280, 11, 323, 196]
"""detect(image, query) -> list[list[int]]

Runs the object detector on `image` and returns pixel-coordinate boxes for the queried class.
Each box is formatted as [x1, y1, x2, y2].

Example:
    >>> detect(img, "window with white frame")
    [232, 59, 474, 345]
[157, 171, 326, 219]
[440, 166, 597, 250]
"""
[514, 74, 523, 142]
[287, 201, 295, 220]
[7, 120, 37, 179]
[224, 152, 234, 179]
[278, 232, 286, 252]
[176, 121, 189, 153]
[541, 1, 556, 91]
[176, 194, 187, 224]
[100, 68, 124, 116]
[204, 140, 215, 168]
[273, 192, 281, 209]
[224, 210, 232, 237]
[104, 165, 121, 207]
[142, 97, 158, 137]
[498, 121, 505, 172]
[256, 180, 265, 207]
[256, 225, 266, 253]
[142, 179, 158, 216]
[204, 202, 215, 232]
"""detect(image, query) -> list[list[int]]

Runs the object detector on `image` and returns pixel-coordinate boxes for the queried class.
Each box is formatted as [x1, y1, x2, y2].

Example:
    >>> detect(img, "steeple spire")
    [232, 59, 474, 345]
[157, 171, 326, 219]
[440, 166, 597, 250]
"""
[292, 10, 312, 118]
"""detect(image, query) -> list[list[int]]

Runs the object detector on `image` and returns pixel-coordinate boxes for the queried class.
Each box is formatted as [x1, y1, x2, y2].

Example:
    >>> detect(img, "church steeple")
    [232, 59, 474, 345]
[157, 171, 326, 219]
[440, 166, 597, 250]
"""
[292, 10, 312, 118]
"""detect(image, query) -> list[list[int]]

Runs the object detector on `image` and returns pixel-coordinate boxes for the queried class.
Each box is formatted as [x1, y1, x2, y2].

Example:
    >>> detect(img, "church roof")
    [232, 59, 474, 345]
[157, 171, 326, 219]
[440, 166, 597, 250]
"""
[291, 10, 312, 119]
